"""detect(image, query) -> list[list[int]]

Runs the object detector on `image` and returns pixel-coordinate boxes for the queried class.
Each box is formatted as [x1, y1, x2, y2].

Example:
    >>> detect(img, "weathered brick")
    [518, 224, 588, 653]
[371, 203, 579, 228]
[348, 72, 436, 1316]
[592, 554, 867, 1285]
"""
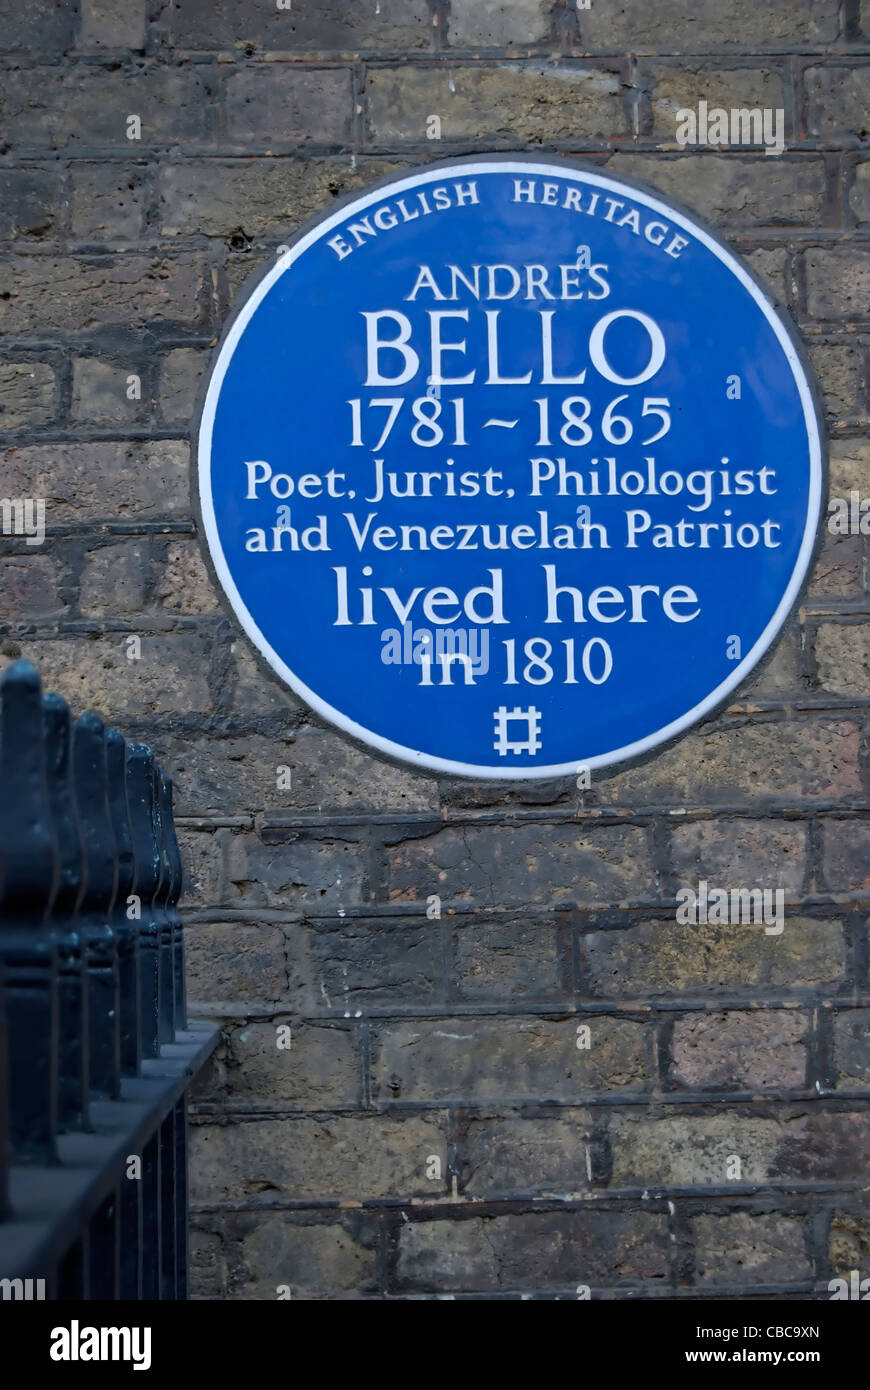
[814, 623, 870, 699]
[669, 1011, 808, 1091]
[447, 0, 551, 47]
[157, 349, 206, 424]
[744, 246, 790, 304]
[0, 169, 59, 240]
[452, 916, 573, 1002]
[829, 1210, 870, 1276]
[0, 632, 213, 719]
[0, 255, 211, 336]
[609, 1110, 870, 1186]
[0, 553, 63, 618]
[597, 720, 861, 807]
[806, 248, 870, 320]
[185, 922, 288, 1005]
[157, 539, 219, 615]
[832, 1009, 870, 1087]
[387, 823, 653, 907]
[582, 917, 847, 998]
[459, 1109, 595, 1196]
[228, 640, 301, 716]
[225, 831, 365, 911]
[394, 1210, 669, 1292]
[693, 1212, 811, 1284]
[806, 67, 870, 143]
[190, 1113, 446, 1202]
[671, 820, 806, 894]
[224, 252, 263, 304]
[579, 0, 839, 49]
[0, 68, 217, 150]
[158, 734, 299, 815]
[79, 539, 151, 616]
[266, 723, 439, 812]
[604, 153, 826, 227]
[611, 1112, 782, 1186]
[0, 441, 189, 522]
[70, 164, 147, 245]
[829, 437, 870, 496]
[77, 0, 146, 50]
[822, 822, 870, 892]
[188, 1225, 225, 1299]
[777, 1111, 870, 1182]
[850, 161, 870, 225]
[166, 0, 434, 52]
[809, 342, 866, 424]
[816, 440, 870, 595]
[174, 830, 224, 909]
[648, 65, 786, 142]
[224, 67, 352, 147]
[365, 65, 626, 145]
[230, 1215, 378, 1300]
[371, 1016, 647, 1102]
[200, 1019, 360, 1108]
[159, 157, 407, 239]
[810, 527, 864, 598]
[71, 357, 141, 425]
[0, 362, 55, 429]
[292, 918, 443, 1014]
[0, 0, 75, 55]
[741, 621, 806, 699]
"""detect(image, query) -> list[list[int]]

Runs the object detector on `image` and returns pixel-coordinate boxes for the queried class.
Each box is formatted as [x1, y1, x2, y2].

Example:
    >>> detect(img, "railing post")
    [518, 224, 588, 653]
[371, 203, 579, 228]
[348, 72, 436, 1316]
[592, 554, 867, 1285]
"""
[0, 963, 9, 1217]
[72, 712, 121, 1101]
[107, 729, 140, 1079]
[160, 775, 187, 1033]
[0, 661, 60, 1161]
[126, 745, 161, 1060]
[43, 692, 89, 1132]
[174, 1096, 189, 1297]
[140, 1129, 161, 1299]
[154, 769, 176, 1046]
[0, 661, 220, 1302]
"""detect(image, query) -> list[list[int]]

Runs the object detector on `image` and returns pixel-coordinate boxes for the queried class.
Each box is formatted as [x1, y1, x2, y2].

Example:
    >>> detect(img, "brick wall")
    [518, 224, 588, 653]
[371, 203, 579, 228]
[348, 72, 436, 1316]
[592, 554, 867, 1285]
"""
[0, 0, 868, 1299]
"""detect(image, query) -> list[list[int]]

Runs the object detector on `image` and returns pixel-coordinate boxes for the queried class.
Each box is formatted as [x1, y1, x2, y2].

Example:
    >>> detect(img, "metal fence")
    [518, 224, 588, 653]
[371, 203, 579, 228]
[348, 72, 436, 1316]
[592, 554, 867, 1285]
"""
[0, 659, 219, 1300]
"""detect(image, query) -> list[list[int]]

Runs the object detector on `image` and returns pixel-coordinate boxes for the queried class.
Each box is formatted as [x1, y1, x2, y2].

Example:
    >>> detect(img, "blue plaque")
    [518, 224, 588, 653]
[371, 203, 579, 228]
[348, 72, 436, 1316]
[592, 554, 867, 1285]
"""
[196, 157, 824, 778]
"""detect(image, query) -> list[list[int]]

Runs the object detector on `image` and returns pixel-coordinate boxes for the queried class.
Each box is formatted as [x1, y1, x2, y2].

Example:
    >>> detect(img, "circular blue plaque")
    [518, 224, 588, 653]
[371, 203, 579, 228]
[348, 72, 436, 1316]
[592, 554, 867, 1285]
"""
[196, 157, 824, 778]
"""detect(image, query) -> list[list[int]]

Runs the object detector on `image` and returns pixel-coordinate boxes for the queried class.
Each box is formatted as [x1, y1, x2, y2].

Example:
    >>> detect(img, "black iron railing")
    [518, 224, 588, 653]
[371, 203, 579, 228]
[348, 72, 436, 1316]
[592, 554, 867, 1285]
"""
[0, 660, 219, 1299]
